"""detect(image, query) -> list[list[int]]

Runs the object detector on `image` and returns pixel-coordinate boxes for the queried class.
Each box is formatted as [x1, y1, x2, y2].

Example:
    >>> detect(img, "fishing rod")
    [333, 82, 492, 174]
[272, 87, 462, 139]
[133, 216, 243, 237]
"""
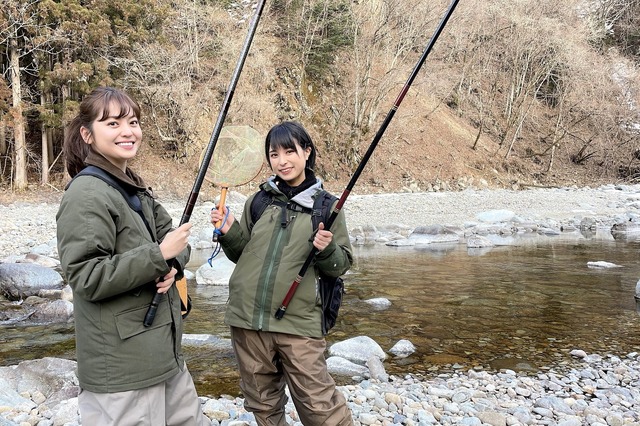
[144, 0, 267, 327]
[275, 0, 460, 320]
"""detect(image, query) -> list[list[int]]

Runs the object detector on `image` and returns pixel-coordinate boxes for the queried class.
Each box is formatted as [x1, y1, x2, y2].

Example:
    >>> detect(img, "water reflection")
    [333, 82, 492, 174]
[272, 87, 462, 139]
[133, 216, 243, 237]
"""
[3, 235, 640, 399]
[344, 238, 640, 373]
[182, 234, 640, 397]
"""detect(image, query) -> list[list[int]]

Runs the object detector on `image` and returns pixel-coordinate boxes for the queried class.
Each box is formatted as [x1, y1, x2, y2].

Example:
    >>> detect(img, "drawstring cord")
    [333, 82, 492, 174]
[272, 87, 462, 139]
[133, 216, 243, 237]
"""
[208, 206, 230, 267]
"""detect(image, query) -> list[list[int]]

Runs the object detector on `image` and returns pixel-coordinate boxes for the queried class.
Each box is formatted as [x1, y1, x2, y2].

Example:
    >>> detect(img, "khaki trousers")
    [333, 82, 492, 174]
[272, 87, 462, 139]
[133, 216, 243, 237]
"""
[230, 326, 354, 426]
[78, 364, 209, 426]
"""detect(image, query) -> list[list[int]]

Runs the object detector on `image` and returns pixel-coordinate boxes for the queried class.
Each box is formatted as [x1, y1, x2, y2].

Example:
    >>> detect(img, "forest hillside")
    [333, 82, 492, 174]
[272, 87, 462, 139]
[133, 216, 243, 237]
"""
[1, 0, 639, 202]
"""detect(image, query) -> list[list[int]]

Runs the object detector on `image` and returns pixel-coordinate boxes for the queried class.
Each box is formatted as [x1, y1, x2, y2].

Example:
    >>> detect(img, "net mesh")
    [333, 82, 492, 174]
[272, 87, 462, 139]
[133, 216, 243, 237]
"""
[200, 126, 264, 187]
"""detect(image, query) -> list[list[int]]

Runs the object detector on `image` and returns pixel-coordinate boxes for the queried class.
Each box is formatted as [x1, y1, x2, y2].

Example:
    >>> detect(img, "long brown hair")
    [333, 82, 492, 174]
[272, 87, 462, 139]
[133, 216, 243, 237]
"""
[63, 87, 141, 177]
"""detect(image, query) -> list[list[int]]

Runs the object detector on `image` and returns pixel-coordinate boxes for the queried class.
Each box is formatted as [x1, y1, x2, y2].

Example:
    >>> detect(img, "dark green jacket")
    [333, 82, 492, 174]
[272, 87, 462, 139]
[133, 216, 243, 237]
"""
[220, 178, 353, 338]
[56, 153, 190, 393]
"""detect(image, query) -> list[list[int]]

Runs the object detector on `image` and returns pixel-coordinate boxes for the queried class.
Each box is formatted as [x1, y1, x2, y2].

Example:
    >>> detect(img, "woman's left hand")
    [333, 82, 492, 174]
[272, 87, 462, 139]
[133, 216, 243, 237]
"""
[313, 222, 333, 252]
[156, 267, 178, 293]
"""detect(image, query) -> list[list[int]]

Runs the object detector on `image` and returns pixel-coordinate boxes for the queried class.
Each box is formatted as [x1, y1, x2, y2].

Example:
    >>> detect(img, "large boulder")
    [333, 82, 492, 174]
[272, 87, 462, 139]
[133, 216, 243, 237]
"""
[0, 263, 64, 300]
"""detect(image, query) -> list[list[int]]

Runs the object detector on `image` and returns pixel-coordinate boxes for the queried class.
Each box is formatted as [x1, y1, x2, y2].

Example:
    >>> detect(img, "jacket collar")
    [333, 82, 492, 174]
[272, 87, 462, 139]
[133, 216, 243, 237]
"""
[84, 151, 147, 191]
[264, 175, 323, 209]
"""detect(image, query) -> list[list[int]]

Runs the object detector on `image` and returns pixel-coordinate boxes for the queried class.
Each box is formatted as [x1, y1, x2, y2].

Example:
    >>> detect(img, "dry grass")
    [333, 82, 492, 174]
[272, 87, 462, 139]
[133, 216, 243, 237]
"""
[2, 0, 636, 204]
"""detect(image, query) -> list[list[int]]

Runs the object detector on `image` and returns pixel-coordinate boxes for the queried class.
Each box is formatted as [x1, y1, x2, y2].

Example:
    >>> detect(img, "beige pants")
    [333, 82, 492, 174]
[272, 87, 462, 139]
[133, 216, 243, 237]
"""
[78, 364, 209, 426]
[230, 326, 354, 426]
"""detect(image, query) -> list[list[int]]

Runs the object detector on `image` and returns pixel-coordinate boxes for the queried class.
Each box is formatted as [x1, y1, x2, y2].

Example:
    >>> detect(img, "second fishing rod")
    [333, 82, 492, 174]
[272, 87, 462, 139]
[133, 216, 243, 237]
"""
[143, 0, 267, 327]
[275, 0, 460, 320]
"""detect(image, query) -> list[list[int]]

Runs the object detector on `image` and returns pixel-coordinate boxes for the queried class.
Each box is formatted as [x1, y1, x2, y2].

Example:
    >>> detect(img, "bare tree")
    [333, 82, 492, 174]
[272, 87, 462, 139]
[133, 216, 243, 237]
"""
[578, 0, 632, 50]
[444, 2, 601, 165]
[114, 0, 230, 160]
[317, 0, 445, 168]
[349, 0, 442, 131]
[0, 1, 42, 189]
[0, 78, 10, 183]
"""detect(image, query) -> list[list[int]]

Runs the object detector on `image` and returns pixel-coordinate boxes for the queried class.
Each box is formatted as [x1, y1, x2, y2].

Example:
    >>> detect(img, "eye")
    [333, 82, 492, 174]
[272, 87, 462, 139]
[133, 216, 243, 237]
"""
[130, 119, 139, 126]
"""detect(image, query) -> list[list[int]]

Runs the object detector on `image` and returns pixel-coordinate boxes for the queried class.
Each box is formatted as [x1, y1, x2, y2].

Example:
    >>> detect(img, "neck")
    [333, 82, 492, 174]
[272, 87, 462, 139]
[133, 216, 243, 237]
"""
[276, 169, 316, 199]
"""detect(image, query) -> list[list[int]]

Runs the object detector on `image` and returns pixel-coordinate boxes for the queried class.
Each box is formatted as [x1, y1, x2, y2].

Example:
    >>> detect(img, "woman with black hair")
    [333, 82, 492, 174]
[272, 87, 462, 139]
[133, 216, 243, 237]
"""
[210, 121, 354, 425]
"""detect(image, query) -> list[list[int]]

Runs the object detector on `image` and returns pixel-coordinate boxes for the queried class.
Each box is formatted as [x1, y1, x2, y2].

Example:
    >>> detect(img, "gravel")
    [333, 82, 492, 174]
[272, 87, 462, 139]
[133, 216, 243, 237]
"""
[1, 183, 637, 259]
[3, 184, 640, 425]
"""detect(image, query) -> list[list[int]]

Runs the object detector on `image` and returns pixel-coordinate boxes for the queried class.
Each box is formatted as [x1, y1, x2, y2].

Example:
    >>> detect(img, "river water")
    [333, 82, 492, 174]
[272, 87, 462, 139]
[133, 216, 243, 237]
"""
[2, 230, 640, 399]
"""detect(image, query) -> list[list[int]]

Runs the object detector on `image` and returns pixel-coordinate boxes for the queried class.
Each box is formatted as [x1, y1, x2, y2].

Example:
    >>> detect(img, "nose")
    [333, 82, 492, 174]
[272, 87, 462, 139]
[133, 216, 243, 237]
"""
[120, 123, 134, 137]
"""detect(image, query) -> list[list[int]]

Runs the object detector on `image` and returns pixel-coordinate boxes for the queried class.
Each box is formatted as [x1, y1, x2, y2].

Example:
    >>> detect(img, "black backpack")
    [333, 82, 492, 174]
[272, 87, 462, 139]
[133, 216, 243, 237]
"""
[249, 188, 345, 335]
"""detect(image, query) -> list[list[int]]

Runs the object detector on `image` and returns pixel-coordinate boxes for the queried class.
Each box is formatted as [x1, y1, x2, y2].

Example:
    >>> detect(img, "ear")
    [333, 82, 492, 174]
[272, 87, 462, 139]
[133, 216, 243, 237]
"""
[304, 146, 312, 160]
[80, 126, 92, 144]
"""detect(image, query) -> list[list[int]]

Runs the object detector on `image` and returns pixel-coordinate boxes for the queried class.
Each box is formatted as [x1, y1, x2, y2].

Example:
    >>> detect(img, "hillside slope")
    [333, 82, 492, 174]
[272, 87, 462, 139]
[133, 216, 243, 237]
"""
[1, 94, 615, 206]
[114, 110, 612, 209]
[2, 0, 636, 204]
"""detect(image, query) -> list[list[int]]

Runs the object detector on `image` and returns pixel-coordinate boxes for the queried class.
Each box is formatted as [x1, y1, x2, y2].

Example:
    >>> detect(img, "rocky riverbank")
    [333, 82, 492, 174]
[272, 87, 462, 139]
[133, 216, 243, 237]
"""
[1, 349, 640, 425]
[2, 183, 640, 425]
[3, 183, 640, 259]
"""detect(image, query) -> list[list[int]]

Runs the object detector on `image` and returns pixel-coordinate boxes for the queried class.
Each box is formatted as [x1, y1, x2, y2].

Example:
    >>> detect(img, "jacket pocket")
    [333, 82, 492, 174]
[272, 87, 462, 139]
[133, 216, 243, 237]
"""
[114, 299, 172, 340]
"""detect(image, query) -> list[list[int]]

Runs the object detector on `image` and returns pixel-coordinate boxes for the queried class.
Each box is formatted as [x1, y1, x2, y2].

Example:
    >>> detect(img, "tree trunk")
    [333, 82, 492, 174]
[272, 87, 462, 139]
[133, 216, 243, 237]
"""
[0, 121, 6, 155]
[41, 125, 49, 185]
[10, 39, 27, 190]
[40, 90, 49, 185]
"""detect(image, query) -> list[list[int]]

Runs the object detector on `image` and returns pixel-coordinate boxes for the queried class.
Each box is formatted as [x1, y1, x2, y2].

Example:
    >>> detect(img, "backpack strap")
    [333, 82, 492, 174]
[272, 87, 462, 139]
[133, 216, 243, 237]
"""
[249, 188, 337, 232]
[73, 166, 155, 240]
[249, 189, 276, 231]
[311, 191, 338, 233]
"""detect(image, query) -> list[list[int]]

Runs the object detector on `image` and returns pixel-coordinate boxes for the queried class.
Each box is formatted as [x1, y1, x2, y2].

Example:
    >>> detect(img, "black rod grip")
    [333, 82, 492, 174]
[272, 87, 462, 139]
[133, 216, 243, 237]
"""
[143, 293, 164, 327]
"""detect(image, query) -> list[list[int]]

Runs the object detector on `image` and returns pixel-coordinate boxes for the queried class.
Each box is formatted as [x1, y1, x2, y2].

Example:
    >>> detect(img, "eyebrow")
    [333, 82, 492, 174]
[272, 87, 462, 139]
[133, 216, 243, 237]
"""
[104, 114, 137, 120]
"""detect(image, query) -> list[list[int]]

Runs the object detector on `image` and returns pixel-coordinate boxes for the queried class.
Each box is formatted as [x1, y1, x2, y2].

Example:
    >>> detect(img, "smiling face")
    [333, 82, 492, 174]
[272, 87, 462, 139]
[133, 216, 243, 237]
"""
[269, 139, 311, 187]
[80, 102, 142, 172]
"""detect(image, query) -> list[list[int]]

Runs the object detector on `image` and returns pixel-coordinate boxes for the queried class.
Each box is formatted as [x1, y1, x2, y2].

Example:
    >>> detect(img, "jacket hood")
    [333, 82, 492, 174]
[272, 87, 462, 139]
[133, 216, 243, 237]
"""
[264, 175, 323, 209]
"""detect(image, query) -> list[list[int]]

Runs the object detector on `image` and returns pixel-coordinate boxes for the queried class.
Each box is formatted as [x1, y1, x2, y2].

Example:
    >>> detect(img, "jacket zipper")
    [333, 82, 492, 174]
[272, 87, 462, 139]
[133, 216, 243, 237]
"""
[258, 222, 286, 329]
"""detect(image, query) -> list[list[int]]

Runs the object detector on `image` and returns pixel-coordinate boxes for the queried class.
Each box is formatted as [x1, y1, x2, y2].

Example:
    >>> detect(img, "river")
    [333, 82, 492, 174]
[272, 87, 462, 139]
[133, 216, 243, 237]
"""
[2, 229, 640, 399]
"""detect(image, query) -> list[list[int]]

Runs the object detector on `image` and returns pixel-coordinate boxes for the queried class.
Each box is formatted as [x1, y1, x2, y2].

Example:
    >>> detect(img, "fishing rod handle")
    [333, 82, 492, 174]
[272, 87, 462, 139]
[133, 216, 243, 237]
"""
[143, 292, 163, 327]
[275, 277, 302, 319]
[144, 256, 180, 326]
[213, 187, 229, 243]
[274, 305, 286, 320]
[274, 200, 350, 320]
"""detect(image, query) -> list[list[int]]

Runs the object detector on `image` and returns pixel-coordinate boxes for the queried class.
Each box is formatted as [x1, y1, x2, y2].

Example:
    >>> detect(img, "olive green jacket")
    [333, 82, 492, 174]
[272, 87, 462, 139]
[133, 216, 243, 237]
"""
[56, 153, 189, 393]
[220, 178, 353, 338]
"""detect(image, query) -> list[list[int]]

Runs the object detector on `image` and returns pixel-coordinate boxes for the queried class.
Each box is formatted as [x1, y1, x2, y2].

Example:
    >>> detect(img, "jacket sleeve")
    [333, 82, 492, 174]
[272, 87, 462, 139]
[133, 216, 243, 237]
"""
[218, 194, 255, 263]
[152, 198, 190, 278]
[314, 203, 353, 278]
[56, 179, 172, 302]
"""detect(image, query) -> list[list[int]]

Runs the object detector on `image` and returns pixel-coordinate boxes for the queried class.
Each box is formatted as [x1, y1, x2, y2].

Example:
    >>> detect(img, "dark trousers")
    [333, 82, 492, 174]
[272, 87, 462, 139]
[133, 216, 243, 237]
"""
[230, 326, 354, 426]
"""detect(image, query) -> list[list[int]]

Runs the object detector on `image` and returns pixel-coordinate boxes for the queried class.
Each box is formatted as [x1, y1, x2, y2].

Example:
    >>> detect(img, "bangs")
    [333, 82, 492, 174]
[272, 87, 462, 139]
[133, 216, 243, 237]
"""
[96, 90, 141, 121]
[267, 126, 297, 152]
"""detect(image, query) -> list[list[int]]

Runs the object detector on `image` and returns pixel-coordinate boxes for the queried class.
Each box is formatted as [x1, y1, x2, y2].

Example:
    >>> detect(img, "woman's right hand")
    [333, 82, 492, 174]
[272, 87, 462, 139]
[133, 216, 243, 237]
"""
[159, 223, 192, 260]
[210, 205, 235, 235]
